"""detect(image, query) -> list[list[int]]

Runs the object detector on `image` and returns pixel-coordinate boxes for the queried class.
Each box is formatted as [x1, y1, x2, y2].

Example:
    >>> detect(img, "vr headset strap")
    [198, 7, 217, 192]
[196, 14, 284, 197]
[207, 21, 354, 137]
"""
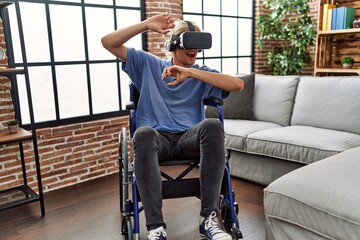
[185, 21, 195, 32]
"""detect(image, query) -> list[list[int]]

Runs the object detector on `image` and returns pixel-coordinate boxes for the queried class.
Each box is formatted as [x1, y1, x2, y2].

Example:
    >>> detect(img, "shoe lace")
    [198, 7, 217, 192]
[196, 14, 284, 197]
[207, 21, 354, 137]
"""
[204, 211, 224, 236]
[148, 227, 167, 240]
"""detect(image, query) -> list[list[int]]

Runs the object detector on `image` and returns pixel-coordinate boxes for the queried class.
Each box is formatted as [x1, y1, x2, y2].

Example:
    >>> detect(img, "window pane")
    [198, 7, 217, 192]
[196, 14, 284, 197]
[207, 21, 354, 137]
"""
[116, 9, 141, 48]
[183, 0, 202, 13]
[86, 7, 116, 60]
[222, 17, 237, 57]
[85, 0, 113, 5]
[238, 57, 252, 74]
[50, 0, 80, 2]
[238, 0, 253, 18]
[222, 0, 237, 16]
[19, 2, 50, 63]
[50, 5, 85, 61]
[29, 66, 56, 123]
[204, 59, 221, 72]
[90, 63, 120, 114]
[222, 58, 238, 76]
[56, 65, 89, 119]
[8, 4, 21, 63]
[238, 19, 253, 56]
[204, 0, 220, 15]
[116, 0, 140, 7]
[183, 14, 203, 29]
[203, 16, 220, 57]
[16, 66, 56, 124]
[120, 68, 131, 110]
[16, 76, 30, 124]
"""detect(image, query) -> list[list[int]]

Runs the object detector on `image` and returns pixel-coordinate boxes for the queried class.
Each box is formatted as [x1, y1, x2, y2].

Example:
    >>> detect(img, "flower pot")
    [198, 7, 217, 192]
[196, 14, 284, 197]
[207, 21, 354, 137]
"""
[8, 124, 18, 134]
[342, 63, 353, 69]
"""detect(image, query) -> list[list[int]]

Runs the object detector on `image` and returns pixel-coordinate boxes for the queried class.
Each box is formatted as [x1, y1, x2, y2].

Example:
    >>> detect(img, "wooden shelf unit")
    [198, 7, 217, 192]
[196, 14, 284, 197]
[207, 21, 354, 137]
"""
[314, 0, 360, 76]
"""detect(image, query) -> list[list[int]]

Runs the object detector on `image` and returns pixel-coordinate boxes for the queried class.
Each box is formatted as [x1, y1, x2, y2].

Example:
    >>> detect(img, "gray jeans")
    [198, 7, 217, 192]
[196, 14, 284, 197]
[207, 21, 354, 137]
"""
[133, 118, 226, 231]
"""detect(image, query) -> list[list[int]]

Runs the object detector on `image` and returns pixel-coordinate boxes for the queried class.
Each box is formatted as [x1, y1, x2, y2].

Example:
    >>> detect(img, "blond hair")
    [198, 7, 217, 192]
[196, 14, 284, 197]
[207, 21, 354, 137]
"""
[170, 19, 201, 36]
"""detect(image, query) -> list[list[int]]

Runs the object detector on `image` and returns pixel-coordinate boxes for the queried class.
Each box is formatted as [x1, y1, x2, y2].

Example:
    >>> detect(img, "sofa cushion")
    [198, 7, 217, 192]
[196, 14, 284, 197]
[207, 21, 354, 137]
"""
[291, 76, 360, 135]
[224, 119, 282, 152]
[228, 151, 304, 186]
[253, 75, 299, 126]
[264, 147, 360, 240]
[205, 73, 255, 120]
[246, 125, 360, 164]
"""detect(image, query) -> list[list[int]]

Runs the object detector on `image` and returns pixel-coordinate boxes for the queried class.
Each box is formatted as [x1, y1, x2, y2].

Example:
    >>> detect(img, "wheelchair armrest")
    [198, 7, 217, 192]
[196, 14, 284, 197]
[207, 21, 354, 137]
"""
[126, 101, 136, 110]
[203, 97, 223, 107]
[204, 97, 224, 124]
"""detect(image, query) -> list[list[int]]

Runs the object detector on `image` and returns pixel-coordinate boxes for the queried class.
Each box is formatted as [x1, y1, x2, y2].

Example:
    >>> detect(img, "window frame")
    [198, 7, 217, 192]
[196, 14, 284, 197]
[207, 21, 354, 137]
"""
[3, 0, 146, 129]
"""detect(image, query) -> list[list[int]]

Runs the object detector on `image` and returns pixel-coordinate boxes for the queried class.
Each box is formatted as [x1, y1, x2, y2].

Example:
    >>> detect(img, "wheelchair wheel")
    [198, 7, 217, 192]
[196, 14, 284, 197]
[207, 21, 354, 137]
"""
[122, 215, 133, 240]
[220, 198, 243, 239]
[120, 127, 130, 212]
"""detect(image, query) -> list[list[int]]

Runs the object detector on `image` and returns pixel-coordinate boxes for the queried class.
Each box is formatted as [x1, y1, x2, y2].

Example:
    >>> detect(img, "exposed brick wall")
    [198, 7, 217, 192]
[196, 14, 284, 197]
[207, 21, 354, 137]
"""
[36, 117, 128, 191]
[146, 0, 182, 58]
[0, 0, 320, 194]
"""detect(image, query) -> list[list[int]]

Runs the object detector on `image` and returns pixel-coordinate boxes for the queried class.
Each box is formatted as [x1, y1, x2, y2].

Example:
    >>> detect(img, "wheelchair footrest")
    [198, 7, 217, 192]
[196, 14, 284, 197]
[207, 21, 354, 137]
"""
[162, 178, 200, 199]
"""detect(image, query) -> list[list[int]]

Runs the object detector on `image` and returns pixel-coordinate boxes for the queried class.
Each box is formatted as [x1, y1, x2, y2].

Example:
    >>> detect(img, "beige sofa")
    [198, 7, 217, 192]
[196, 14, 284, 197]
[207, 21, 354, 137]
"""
[207, 74, 360, 239]
[216, 75, 360, 186]
[264, 146, 360, 239]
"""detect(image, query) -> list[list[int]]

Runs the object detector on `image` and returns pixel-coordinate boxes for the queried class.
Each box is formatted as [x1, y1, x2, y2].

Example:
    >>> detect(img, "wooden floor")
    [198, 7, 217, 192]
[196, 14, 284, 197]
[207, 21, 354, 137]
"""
[0, 167, 265, 240]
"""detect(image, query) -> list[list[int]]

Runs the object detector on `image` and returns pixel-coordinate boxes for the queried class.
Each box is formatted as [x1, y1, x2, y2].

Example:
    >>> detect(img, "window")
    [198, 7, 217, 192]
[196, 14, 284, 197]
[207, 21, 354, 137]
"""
[5, 0, 143, 127]
[183, 0, 254, 75]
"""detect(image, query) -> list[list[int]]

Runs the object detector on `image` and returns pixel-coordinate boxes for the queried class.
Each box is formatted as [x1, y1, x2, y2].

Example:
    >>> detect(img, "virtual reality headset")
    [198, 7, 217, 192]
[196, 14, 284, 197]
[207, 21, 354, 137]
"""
[165, 21, 212, 52]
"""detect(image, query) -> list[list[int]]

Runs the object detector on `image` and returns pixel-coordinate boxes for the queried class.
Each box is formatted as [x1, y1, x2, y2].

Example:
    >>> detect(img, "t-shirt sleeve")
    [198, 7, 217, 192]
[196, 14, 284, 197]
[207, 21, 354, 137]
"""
[200, 65, 230, 100]
[121, 48, 146, 88]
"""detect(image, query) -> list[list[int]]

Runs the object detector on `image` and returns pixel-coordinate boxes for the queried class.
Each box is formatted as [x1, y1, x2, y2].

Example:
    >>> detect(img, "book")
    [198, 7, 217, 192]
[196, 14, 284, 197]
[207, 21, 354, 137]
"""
[322, 3, 336, 30]
[327, 8, 333, 30]
[336, 7, 346, 30]
[331, 7, 338, 30]
[343, 7, 356, 29]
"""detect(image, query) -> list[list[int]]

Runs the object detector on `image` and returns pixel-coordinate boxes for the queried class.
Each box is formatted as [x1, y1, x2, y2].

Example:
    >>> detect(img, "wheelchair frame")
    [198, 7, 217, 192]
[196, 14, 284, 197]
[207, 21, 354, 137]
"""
[119, 84, 243, 240]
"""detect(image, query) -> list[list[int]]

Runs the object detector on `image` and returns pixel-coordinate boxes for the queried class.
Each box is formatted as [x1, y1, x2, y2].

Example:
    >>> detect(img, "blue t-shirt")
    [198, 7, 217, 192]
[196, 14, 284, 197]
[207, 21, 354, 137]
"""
[122, 48, 229, 132]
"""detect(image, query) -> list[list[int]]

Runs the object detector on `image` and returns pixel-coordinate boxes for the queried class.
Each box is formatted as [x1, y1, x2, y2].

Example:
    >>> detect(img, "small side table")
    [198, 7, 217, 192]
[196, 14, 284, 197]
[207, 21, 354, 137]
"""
[0, 128, 45, 216]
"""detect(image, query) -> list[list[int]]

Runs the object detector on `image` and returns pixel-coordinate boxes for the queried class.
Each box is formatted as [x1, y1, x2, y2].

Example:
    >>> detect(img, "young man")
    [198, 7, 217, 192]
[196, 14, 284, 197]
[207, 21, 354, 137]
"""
[102, 13, 244, 240]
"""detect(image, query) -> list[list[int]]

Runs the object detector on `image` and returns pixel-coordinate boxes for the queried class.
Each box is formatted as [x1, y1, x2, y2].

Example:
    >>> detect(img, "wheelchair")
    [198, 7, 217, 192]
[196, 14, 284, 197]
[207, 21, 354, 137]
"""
[119, 84, 243, 240]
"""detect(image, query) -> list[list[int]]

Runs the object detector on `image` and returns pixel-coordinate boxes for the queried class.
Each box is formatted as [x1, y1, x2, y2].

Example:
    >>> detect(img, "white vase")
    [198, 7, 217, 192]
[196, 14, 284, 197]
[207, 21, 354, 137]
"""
[342, 63, 353, 69]
[8, 124, 18, 134]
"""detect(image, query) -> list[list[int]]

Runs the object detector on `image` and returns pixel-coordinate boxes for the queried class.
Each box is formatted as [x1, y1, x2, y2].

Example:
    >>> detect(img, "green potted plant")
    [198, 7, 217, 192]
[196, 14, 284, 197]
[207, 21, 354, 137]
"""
[256, 0, 317, 75]
[341, 57, 354, 68]
[7, 119, 19, 134]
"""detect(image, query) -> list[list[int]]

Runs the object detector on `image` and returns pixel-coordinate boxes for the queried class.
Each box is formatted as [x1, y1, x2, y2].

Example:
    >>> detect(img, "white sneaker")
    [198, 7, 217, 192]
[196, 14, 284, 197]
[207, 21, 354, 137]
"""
[147, 226, 167, 240]
[199, 211, 232, 240]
